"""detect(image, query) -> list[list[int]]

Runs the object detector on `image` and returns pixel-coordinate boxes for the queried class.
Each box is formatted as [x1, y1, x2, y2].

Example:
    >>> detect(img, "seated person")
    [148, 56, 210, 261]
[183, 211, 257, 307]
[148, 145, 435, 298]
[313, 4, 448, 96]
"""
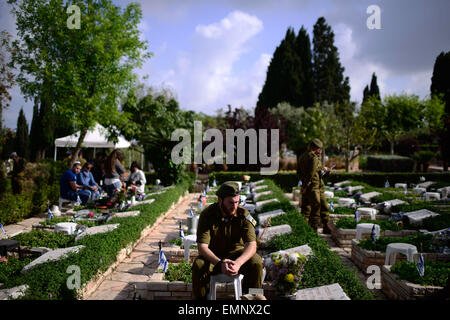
[192, 182, 263, 299]
[60, 161, 91, 205]
[77, 162, 101, 200]
[126, 161, 146, 194]
[103, 149, 126, 197]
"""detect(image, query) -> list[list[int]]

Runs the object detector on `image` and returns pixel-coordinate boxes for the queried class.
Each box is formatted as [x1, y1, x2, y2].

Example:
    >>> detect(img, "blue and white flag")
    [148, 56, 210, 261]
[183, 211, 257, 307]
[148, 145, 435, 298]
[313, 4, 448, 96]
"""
[48, 207, 54, 221]
[403, 185, 407, 195]
[385, 180, 390, 188]
[189, 207, 194, 217]
[206, 183, 210, 193]
[76, 195, 82, 205]
[416, 253, 425, 277]
[421, 192, 426, 200]
[213, 179, 217, 187]
[158, 250, 169, 272]
[371, 224, 377, 243]
[202, 189, 206, 197]
[298, 180, 302, 187]
[354, 210, 360, 223]
[180, 229, 185, 239]
[330, 200, 334, 212]
[0, 223, 6, 236]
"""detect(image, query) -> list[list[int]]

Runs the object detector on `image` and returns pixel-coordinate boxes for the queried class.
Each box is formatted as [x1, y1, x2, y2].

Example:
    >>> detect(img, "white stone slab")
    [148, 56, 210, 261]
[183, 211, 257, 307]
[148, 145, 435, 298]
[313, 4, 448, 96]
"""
[255, 198, 280, 212]
[259, 224, 292, 243]
[403, 209, 440, 225]
[417, 181, 435, 189]
[22, 246, 85, 273]
[334, 180, 351, 188]
[75, 224, 120, 242]
[113, 211, 140, 218]
[266, 244, 313, 259]
[438, 186, 450, 199]
[324, 191, 334, 198]
[254, 190, 274, 201]
[254, 185, 269, 191]
[394, 183, 407, 189]
[129, 198, 155, 208]
[413, 187, 426, 194]
[257, 209, 285, 226]
[425, 192, 440, 201]
[346, 185, 364, 193]
[360, 191, 382, 202]
[254, 179, 265, 185]
[242, 203, 256, 214]
[356, 208, 377, 220]
[338, 198, 355, 207]
[295, 283, 350, 300]
[0, 285, 30, 300]
[385, 199, 408, 207]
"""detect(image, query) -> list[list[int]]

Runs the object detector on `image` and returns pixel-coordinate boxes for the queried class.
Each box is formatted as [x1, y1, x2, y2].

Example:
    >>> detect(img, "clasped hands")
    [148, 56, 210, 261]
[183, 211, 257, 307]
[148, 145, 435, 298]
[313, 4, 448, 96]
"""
[219, 259, 242, 277]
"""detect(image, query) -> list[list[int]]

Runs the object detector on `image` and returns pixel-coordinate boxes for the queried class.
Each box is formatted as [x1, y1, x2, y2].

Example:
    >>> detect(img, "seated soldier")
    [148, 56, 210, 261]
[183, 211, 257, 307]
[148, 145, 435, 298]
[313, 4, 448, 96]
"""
[59, 161, 91, 205]
[192, 181, 263, 300]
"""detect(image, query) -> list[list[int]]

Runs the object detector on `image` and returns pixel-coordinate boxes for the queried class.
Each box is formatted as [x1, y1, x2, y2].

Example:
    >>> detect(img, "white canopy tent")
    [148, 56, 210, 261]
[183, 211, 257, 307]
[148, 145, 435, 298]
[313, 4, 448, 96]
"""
[54, 123, 132, 161]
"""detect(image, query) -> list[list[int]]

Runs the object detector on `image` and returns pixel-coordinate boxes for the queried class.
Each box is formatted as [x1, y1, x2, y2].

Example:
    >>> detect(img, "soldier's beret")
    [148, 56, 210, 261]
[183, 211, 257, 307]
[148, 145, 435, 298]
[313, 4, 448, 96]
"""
[216, 181, 240, 198]
[310, 138, 323, 148]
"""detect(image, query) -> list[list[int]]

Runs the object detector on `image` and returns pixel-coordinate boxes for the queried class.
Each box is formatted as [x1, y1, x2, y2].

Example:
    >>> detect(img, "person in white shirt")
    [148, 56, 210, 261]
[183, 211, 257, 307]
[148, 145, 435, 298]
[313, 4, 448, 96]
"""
[127, 161, 146, 194]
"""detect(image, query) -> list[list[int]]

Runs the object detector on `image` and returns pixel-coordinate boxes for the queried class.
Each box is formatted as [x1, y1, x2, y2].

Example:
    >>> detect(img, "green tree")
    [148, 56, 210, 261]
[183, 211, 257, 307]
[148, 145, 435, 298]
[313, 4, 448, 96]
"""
[0, 31, 15, 133]
[334, 101, 359, 171]
[295, 26, 315, 108]
[312, 17, 350, 105]
[15, 108, 29, 159]
[430, 51, 450, 171]
[362, 73, 381, 104]
[8, 0, 150, 166]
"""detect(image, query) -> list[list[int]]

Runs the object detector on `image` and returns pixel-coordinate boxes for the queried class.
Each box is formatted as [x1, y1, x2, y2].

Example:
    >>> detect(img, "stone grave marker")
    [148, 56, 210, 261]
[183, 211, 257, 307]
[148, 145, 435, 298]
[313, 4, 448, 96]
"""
[254, 190, 274, 202]
[334, 180, 351, 188]
[375, 199, 408, 214]
[253, 185, 269, 191]
[266, 244, 313, 259]
[413, 187, 426, 194]
[129, 198, 155, 208]
[257, 209, 285, 226]
[359, 191, 382, 203]
[437, 186, 450, 199]
[22, 246, 85, 273]
[259, 224, 291, 243]
[403, 209, 439, 225]
[338, 198, 355, 207]
[255, 198, 280, 212]
[0, 285, 30, 300]
[75, 224, 120, 242]
[346, 185, 364, 193]
[295, 283, 350, 300]
[113, 210, 141, 218]
[254, 179, 265, 185]
[394, 183, 407, 189]
[417, 181, 435, 189]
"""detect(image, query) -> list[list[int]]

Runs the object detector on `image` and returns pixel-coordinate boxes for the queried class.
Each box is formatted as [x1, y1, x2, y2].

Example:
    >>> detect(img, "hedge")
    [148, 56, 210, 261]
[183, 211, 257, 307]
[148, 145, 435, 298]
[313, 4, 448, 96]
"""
[210, 171, 450, 191]
[366, 155, 414, 172]
[255, 180, 374, 300]
[3, 176, 193, 300]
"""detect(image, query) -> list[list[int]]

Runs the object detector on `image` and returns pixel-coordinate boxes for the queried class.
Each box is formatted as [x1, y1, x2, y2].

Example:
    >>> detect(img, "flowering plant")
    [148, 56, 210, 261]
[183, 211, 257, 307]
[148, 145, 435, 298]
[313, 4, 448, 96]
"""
[128, 185, 137, 197]
[264, 251, 307, 296]
[242, 175, 251, 182]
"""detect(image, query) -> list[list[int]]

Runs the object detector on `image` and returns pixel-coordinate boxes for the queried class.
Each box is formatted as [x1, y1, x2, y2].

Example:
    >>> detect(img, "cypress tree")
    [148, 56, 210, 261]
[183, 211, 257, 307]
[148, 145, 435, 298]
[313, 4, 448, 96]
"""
[312, 17, 350, 105]
[15, 108, 29, 159]
[295, 26, 315, 108]
[369, 72, 381, 100]
[362, 85, 370, 104]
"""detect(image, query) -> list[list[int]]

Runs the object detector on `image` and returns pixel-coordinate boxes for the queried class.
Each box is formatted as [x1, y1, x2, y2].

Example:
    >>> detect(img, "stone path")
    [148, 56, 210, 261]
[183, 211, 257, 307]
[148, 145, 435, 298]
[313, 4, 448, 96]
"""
[86, 193, 200, 300]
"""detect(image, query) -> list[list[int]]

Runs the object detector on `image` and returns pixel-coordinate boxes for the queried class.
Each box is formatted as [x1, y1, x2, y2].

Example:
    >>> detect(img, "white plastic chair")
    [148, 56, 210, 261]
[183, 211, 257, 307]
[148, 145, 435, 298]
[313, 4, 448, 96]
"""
[208, 273, 244, 300]
[356, 223, 380, 240]
[384, 243, 418, 265]
[182, 234, 197, 261]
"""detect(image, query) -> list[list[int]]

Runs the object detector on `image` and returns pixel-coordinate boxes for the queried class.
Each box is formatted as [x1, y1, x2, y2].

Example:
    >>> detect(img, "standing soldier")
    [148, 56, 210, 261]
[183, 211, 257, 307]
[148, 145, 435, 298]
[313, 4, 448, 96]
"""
[298, 139, 332, 234]
[192, 181, 263, 299]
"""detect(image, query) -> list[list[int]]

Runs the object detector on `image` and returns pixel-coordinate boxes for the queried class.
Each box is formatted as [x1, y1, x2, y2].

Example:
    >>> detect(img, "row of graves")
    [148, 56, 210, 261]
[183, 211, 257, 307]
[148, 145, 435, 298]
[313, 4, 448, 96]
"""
[312, 178, 449, 300]
[151, 177, 367, 300]
[0, 181, 174, 300]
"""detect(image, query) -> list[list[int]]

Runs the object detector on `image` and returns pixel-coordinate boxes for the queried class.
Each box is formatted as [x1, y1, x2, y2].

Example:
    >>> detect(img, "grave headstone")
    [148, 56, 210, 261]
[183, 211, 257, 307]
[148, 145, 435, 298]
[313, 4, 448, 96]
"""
[113, 211, 141, 218]
[403, 209, 440, 225]
[266, 244, 312, 259]
[259, 224, 291, 243]
[437, 186, 450, 199]
[22, 245, 85, 272]
[255, 199, 280, 212]
[346, 186, 364, 193]
[295, 283, 350, 300]
[417, 181, 435, 189]
[394, 183, 407, 189]
[257, 209, 285, 226]
[75, 224, 120, 242]
[413, 187, 426, 194]
[254, 190, 274, 202]
[338, 198, 355, 208]
[0, 284, 30, 300]
[254, 185, 269, 191]
[425, 192, 440, 201]
[359, 191, 382, 203]
[324, 191, 334, 198]
[334, 180, 351, 188]
[254, 179, 265, 185]
[129, 198, 155, 208]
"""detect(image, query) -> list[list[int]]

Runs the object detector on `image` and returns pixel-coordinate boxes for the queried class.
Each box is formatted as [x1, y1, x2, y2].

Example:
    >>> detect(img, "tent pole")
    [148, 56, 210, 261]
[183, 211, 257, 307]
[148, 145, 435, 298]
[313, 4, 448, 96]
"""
[54, 146, 57, 161]
[94, 147, 96, 157]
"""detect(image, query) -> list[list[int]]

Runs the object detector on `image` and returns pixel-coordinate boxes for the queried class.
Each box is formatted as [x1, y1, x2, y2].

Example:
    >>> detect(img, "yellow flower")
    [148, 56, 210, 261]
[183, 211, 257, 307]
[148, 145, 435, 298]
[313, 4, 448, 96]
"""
[285, 273, 295, 283]
[275, 259, 281, 265]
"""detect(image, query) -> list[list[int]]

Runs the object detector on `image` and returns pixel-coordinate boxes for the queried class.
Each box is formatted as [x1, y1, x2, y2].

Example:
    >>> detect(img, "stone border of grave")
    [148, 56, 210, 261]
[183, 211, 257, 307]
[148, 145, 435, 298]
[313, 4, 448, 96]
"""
[328, 222, 418, 248]
[351, 239, 450, 275]
[381, 265, 444, 300]
[78, 191, 189, 300]
[328, 213, 389, 222]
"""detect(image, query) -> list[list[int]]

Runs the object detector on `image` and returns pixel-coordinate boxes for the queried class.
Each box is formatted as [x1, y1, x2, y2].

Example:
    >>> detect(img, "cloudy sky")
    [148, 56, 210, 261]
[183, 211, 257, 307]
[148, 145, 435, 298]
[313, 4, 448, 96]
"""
[1, 0, 450, 130]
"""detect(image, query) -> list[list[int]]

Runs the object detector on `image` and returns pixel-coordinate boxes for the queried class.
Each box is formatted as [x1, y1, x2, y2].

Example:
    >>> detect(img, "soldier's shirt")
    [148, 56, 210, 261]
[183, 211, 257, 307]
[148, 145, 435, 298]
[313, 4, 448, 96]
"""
[298, 151, 324, 189]
[197, 202, 256, 259]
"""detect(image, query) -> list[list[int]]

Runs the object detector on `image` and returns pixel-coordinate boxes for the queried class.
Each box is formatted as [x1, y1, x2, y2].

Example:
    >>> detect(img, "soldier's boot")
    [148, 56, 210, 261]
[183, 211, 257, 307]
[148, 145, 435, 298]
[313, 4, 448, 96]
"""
[322, 221, 331, 234]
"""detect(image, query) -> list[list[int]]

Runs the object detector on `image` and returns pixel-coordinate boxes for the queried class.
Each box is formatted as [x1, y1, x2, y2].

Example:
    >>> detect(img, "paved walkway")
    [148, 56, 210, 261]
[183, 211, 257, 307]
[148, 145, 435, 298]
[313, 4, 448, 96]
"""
[86, 193, 200, 300]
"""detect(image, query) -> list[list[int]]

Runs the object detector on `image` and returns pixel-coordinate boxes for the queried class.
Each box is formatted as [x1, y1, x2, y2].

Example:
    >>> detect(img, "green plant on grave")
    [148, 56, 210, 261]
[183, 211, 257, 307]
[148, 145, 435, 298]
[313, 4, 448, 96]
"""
[331, 207, 355, 215]
[12, 230, 76, 249]
[358, 234, 434, 252]
[164, 260, 192, 283]
[334, 217, 402, 232]
[391, 261, 450, 287]
[0, 256, 34, 289]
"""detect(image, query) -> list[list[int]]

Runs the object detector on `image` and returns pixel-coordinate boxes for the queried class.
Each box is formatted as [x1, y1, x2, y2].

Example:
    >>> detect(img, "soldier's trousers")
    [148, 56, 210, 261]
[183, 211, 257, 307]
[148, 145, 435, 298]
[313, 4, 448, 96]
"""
[301, 188, 329, 230]
[192, 250, 263, 299]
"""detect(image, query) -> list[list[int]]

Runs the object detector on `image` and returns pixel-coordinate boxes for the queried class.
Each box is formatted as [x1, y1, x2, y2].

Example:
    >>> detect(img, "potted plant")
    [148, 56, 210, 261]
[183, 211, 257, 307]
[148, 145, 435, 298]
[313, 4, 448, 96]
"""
[264, 251, 307, 299]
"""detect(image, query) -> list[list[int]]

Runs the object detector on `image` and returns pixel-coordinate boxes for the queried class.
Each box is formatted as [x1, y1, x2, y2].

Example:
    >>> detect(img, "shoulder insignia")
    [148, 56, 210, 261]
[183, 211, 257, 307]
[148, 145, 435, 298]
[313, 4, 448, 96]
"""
[245, 214, 257, 228]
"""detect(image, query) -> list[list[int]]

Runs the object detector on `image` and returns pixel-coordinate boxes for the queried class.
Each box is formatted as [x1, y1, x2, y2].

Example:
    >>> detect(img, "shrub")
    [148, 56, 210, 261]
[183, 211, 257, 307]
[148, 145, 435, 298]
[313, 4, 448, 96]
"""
[12, 230, 76, 249]
[335, 217, 402, 232]
[391, 261, 450, 287]
[332, 207, 355, 215]
[366, 155, 414, 172]
[164, 261, 192, 283]
[0, 193, 33, 225]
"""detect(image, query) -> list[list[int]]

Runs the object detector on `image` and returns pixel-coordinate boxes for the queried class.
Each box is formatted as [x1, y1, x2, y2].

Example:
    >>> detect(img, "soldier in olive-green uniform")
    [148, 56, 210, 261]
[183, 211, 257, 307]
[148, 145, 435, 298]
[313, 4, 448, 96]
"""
[298, 139, 331, 233]
[192, 181, 263, 299]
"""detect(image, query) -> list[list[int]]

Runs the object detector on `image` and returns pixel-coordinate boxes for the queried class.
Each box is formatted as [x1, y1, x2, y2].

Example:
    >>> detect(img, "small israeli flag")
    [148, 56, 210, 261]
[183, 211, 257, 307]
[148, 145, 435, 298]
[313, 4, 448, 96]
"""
[48, 207, 54, 221]
[371, 224, 377, 243]
[330, 200, 334, 212]
[403, 185, 407, 195]
[421, 192, 426, 200]
[385, 180, 390, 188]
[180, 229, 185, 239]
[189, 207, 194, 217]
[206, 183, 210, 193]
[298, 180, 302, 187]
[158, 249, 169, 272]
[76, 195, 82, 205]
[354, 209, 360, 223]
[0, 223, 6, 236]
[213, 179, 217, 187]
[202, 189, 206, 197]
[416, 253, 425, 277]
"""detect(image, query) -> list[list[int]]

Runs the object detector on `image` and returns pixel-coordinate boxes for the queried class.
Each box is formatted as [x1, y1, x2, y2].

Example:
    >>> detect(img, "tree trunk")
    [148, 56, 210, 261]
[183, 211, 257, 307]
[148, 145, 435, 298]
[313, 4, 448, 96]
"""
[70, 128, 88, 168]
[390, 141, 394, 155]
